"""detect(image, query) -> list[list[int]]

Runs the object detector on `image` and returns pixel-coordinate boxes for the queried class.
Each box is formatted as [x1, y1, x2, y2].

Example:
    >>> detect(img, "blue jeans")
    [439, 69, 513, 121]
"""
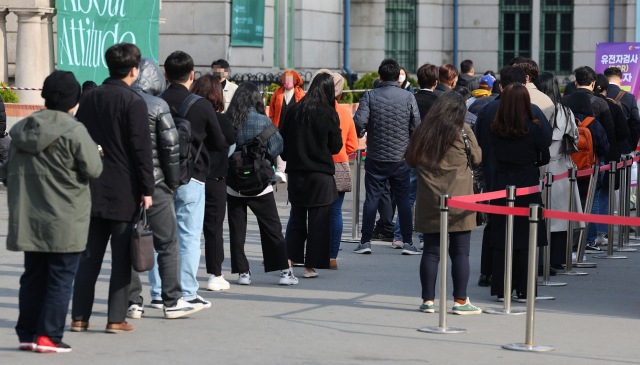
[149, 180, 206, 301]
[394, 168, 423, 242]
[587, 187, 609, 242]
[330, 192, 346, 259]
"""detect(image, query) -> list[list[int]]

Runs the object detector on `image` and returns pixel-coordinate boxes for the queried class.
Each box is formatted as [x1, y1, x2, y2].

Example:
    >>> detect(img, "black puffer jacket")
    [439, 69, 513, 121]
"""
[354, 81, 420, 162]
[131, 58, 180, 189]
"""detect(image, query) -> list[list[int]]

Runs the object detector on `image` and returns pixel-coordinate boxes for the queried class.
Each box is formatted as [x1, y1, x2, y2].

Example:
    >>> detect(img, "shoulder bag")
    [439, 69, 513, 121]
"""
[462, 129, 486, 226]
[131, 206, 154, 272]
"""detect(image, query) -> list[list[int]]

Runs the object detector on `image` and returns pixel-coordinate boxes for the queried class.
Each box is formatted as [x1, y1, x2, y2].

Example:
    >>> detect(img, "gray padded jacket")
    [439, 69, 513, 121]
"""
[354, 81, 420, 162]
[131, 58, 181, 189]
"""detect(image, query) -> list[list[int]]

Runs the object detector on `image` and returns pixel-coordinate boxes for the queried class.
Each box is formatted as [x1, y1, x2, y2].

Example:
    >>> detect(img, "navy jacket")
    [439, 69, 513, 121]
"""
[607, 83, 640, 154]
[474, 96, 552, 191]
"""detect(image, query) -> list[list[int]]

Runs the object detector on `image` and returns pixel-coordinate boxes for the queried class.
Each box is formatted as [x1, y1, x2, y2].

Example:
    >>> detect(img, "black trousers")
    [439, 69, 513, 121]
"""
[16, 252, 81, 343]
[227, 193, 289, 273]
[491, 248, 531, 298]
[480, 218, 493, 276]
[374, 182, 396, 236]
[203, 178, 227, 276]
[286, 204, 332, 269]
[420, 231, 471, 300]
[129, 183, 181, 308]
[72, 217, 133, 323]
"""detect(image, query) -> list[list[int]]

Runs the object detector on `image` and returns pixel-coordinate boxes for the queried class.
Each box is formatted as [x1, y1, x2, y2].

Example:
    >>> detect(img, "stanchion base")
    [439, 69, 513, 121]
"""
[613, 247, 638, 252]
[593, 254, 627, 259]
[572, 262, 597, 268]
[417, 326, 467, 334]
[538, 281, 567, 286]
[556, 270, 588, 276]
[484, 308, 526, 315]
[517, 296, 555, 302]
[340, 239, 361, 244]
[503, 343, 555, 352]
[625, 242, 640, 246]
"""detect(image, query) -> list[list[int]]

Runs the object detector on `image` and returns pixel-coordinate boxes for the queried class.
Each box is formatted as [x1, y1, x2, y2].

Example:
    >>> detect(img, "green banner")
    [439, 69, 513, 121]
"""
[230, 0, 265, 47]
[56, 0, 160, 84]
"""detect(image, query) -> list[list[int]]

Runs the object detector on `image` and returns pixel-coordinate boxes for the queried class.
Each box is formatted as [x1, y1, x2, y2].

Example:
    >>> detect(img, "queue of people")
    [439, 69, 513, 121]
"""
[5, 46, 640, 354]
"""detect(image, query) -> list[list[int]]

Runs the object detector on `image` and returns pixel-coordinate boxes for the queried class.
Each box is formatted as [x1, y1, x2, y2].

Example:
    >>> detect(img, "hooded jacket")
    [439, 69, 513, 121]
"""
[268, 70, 305, 128]
[1, 110, 103, 252]
[456, 74, 479, 91]
[131, 58, 180, 189]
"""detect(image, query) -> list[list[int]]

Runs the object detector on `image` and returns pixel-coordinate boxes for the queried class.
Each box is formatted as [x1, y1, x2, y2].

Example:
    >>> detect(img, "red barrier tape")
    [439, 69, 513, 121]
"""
[348, 152, 366, 160]
[553, 171, 570, 181]
[451, 190, 507, 203]
[446, 199, 530, 216]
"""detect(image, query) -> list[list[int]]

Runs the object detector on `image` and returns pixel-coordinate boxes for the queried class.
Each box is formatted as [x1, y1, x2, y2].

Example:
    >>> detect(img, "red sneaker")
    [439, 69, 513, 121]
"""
[34, 336, 72, 353]
[19, 341, 35, 351]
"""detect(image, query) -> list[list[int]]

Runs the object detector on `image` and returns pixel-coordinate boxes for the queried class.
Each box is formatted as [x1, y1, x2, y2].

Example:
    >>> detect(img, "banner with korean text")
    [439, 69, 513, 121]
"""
[595, 42, 640, 100]
[56, 0, 160, 84]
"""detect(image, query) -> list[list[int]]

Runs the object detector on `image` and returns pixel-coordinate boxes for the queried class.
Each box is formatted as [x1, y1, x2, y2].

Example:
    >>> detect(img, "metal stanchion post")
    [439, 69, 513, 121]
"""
[625, 156, 632, 244]
[614, 159, 636, 252]
[573, 165, 599, 268]
[594, 162, 627, 259]
[540, 173, 567, 286]
[558, 168, 587, 276]
[418, 194, 467, 334]
[633, 153, 640, 243]
[503, 205, 555, 352]
[486, 186, 526, 315]
[342, 150, 362, 244]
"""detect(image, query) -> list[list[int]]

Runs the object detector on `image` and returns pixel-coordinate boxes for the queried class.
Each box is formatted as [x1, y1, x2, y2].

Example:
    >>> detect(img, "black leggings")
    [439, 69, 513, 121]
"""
[420, 231, 471, 301]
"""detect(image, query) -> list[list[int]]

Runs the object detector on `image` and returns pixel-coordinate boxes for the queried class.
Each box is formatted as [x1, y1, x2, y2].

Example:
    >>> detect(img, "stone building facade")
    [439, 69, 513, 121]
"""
[0, 0, 638, 104]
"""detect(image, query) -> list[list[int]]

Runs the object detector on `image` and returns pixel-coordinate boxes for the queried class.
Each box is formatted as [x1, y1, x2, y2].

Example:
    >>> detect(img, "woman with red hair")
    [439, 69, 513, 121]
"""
[268, 70, 306, 182]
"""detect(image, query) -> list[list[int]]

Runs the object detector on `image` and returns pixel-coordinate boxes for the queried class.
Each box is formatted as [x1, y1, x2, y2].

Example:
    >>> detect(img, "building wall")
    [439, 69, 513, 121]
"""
[349, 0, 385, 73]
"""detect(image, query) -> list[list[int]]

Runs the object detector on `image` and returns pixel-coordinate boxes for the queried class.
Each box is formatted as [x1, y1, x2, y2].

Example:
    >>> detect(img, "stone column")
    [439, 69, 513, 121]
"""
[41, 10, 55, 78]
[0, 7, 9, 85]
[531, 0, 541, 64]
[10, 7, 46, 105]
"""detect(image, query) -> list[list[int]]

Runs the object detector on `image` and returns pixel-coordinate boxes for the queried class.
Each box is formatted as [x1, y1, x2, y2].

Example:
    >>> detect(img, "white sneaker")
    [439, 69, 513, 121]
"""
[126, 304, 144, 319]
[275, 171, 287, 183]
[595, 233, 608, 246]
[164, 298, 205, 319]
[391, 239, 404, 249]
[238, 271, 251, 285]
[207, 275, 230, 291]
[279, 268, 299, 285]
[572, 252, 586, 261]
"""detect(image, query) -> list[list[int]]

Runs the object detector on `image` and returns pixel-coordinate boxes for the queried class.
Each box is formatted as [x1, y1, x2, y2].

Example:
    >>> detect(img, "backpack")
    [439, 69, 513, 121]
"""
[227, 124, 279, 196]
[570, 116, 597, 178]
[161, 94, 204, 185]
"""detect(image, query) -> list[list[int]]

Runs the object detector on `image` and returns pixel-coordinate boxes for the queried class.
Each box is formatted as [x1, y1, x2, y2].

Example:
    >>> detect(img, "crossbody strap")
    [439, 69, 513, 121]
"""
[256, 123, 279, 146]
[615, 90, 627, 102]
[461, 129, 473, 176]
[177, 94, 203, 118]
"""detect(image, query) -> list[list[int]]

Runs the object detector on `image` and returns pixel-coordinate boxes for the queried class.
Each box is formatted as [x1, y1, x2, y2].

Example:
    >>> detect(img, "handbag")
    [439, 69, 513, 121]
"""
[333, 161, 352, 192]
[561, 111, 579, 154]
[461, 129, 486, 226]
[131, 206, 154, 272]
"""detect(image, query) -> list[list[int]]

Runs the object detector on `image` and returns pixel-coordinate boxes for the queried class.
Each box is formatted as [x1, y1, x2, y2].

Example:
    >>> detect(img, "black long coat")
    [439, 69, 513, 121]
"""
[490, 120, 551, 250]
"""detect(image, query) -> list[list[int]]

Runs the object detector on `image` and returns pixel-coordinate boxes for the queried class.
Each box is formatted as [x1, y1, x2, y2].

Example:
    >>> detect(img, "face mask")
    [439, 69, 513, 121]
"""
[399, 75, 406, 83]
[284, 82, 294, 90]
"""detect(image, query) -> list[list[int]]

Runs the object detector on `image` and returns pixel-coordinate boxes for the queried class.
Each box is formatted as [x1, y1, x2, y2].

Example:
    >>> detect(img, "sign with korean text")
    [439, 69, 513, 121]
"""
[56, 0, 160, 84]
[595, 42, 640, 99]
[230, 0, 265, 47]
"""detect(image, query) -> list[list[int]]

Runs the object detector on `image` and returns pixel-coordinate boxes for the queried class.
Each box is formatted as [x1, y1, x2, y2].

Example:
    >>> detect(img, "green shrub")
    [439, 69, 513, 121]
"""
[560, 85, 566, 94]
[352, 72, 379, 103]
[407, 75, 418, 88]
[339, 77, 353, 104]
[264, 83, 279, 106]
[0, 82, 19, 103]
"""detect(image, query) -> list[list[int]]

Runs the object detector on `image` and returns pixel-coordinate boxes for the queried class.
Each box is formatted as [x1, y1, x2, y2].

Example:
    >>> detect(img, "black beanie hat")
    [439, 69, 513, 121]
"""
[41, 71, 82, 112]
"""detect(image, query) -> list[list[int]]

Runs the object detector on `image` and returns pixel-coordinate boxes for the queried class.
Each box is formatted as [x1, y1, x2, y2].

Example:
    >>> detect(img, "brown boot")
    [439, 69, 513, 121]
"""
[105, 321, 134, 334]
[70, 320, 90, 332]
[330, 259, 338, 270]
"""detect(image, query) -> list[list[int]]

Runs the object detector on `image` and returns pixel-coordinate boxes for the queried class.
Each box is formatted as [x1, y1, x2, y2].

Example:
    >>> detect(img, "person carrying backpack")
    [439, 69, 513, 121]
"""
[225, 82, 298, 286]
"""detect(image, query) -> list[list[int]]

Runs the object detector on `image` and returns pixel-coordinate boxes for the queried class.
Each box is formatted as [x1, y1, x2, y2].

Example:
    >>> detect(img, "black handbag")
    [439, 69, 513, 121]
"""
[131, 206, 154, 272]
[562, 114, 579, 155]
[462, 129, 486, 226]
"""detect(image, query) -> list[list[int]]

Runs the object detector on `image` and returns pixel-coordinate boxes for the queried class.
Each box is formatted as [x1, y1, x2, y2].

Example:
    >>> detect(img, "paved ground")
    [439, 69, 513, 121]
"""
[1, 165, 639, 364]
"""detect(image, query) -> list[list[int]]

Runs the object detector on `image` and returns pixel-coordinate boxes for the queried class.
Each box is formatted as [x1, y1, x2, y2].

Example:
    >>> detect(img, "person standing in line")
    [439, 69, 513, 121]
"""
[4, 71, 103, 353]
[156, 51, 227, 309]
[126, 58, 206, 320]
[226, 82, 298, 286]
[211, 59, 237, 112]
[353, 58, 421, 255]
[71, 43, 155, 334]
[0, 92, 9, 166]
[455, 59, 479, 91]
[189, 75, 238, 291]
[281, 73, 344, 277]
[433, 64, 459, 97]
[405, 91, 482, 315]
[489, 84, 551, 300]
[268, 70, 306, 183]
[509, 57, 556, 125]
[468, 74, 495, 109]
[399, 67, 414, 94]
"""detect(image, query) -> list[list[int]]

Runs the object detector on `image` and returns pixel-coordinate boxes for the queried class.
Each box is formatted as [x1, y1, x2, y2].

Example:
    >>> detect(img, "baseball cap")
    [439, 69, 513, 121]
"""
[479, 75, 495, 87]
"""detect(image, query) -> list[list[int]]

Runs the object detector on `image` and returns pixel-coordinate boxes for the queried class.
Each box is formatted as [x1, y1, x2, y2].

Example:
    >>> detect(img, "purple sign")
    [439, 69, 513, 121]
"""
[595, 42, 640, 100]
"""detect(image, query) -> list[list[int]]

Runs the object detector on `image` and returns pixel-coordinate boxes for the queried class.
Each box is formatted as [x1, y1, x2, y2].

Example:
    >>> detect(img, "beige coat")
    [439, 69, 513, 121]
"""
[526, 83, 556, 126]
[223, 80, 238, 112]
[406, 123, 482, 234]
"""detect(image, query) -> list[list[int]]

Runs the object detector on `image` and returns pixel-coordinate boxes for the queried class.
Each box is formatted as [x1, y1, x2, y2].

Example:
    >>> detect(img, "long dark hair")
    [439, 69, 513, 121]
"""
[491, 84, 538, 139]
[565, 91, 594, 118]
[534, 72, 570, 129]
[292, 73, 335, 125]
[226, 82, 265, 129]
[190, 74, 224, 112]
[594, 73, 610, 97]
[400, 67, 409, 89]
[404, 91, 467, 170]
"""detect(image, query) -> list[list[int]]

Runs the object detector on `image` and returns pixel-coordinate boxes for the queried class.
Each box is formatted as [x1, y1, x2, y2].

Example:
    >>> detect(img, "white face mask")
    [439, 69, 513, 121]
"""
[399, 75, 406, 83]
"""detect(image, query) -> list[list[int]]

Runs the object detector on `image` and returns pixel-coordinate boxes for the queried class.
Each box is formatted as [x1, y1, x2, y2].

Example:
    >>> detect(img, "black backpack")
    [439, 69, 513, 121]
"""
[161, 94, 204, 185]
[227, 124, 279, 196]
